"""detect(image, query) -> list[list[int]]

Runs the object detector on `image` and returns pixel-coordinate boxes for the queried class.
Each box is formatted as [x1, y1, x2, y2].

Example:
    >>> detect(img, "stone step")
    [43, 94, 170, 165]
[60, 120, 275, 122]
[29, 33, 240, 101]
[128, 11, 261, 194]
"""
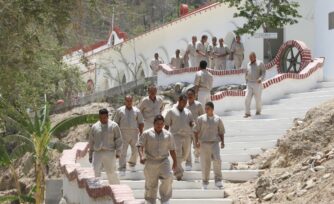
[102, 170, 263, 182]
[284, 89, 334, 98]
[317, 81, 334, 88]
[170, 198, 233, 204]
[132, 189, 224, 199]
[120, 180, 223, 189]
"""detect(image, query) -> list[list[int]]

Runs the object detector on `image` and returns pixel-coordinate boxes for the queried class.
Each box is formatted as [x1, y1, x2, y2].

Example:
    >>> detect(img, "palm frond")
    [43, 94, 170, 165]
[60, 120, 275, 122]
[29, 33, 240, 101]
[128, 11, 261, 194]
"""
[48, 140, 71, 152]
[0, 138, 11, 167]
[50, 114, 98, 137]
[10, 143, 35, 160]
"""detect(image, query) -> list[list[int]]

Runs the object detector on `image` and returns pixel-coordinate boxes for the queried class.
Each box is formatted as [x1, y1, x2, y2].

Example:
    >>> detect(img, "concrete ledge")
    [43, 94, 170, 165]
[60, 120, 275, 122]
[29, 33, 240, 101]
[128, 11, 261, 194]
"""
[60, 142, 141, 204]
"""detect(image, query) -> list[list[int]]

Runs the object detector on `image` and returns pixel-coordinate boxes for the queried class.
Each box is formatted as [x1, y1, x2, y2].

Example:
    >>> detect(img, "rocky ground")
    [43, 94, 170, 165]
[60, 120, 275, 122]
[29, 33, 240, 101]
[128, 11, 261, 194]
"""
[225, 99, 334, 204]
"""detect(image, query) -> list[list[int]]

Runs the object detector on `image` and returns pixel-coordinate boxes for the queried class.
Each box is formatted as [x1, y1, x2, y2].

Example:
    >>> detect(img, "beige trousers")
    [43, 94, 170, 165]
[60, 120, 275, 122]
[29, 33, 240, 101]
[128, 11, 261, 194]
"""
[245, 82, 263, 115]
[189, 56, 197, 67]
[200, 142, 222, 184]
[214, 59, 227, 70]
[198, 88, 211, 109]
[144, 158, 173, 203]
[186, 133, 200, 166]
[234, 54, 243, 69]
[93, 151, 120, 184]
[174, 135, 192, 178]
[119, 129, 138, 171]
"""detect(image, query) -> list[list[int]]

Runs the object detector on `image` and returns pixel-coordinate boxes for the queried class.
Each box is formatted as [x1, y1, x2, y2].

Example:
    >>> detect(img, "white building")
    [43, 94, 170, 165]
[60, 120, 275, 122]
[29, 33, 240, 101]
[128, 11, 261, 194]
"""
[63, 1, 334, 92]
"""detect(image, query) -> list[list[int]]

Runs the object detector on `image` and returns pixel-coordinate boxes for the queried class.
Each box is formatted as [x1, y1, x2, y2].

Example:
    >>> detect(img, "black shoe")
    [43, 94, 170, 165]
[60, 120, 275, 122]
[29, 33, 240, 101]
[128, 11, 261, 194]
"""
[243, 114, 251, 118]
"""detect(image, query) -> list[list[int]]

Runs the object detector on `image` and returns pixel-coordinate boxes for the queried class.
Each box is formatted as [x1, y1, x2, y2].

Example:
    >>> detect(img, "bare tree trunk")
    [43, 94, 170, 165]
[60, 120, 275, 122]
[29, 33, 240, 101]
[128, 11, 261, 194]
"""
[35, 161, 45, 204]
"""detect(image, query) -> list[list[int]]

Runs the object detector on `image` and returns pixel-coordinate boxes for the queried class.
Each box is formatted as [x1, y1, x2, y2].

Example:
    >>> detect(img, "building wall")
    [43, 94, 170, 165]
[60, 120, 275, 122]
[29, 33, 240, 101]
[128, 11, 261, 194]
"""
[65, 2, 326, 92]
[315, 1, 334, 80]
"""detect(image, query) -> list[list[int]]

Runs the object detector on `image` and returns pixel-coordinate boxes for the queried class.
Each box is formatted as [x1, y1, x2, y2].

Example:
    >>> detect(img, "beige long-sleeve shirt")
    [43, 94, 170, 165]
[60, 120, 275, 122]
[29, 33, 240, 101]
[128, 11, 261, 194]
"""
[139, 96, 164, 124]
[195, 114, 225, 142]
[89, 120, 123, 156]
[165, 107, 194, 137]
[113, 106, 144, 130]
[136, 128, 176, 161]
[194, 69, 213, 90]
[245, 60, 266, 83]
[186, 100, 204, 121]
[231, 42, 244, 56]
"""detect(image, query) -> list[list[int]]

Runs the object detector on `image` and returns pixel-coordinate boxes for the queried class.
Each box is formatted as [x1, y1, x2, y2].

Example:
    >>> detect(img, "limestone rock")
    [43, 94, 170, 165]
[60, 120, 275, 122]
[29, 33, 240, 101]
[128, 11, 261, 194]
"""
[314, 165, 326, 171]
[263, 193, 274, 201]
[323, 173, 331, 179]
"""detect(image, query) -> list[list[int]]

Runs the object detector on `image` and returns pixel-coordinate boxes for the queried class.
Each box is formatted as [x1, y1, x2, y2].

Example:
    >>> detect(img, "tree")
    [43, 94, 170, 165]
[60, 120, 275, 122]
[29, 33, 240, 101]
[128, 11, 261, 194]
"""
[219, 0, 301, 59]
[0, 0, 84, 110]
[0, 96, 99, 204]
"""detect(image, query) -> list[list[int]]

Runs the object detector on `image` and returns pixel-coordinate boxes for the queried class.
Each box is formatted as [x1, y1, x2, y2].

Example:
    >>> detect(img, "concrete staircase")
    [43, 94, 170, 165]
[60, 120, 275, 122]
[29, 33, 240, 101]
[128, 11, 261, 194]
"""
[100, 81, 334, 204]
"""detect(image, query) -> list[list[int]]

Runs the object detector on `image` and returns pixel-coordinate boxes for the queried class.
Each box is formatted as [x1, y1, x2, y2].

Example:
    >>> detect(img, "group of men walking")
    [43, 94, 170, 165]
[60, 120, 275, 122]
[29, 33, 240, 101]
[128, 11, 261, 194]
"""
[150, 34, 245, 72]
[89, 52, 265, 204]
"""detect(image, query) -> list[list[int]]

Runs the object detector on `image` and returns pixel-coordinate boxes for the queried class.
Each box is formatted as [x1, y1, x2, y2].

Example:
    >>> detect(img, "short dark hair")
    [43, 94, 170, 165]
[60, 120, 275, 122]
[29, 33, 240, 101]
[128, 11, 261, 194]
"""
[199, 60, 207, 69]
[187, 88, 195, 95]
[99, 108, 109, 115]
[178, 94, 187, 101]
[205, 102, 214, 110]
[201, 35, 208, 40]
[154, 114, 164, 124]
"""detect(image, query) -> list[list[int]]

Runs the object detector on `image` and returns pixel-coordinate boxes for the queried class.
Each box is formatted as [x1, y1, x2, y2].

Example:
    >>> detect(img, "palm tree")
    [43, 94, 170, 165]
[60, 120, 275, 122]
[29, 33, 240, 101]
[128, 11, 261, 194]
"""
[0, 96, 99, 204]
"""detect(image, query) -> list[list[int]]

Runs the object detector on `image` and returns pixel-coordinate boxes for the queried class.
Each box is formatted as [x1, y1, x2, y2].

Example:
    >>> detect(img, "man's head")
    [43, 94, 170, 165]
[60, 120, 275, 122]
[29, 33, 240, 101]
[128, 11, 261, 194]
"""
[192, 36, 197, 44]
[124, 95, 133, 109]
[154, 53, 159, 60]
[175, 49, 180, 57]
[201, 35, 208, 43]
[212, 36, 217, 46]
[249, 52, 256, 63]
[153, 114, 165, 132]
[199, 60, 207, 69]
[99, 108, 109, 124]
[236, 35, 241, 43]
[177, 94, 188, 110]
[148, 84, 157, 99]
[186, 89, 196, 103]
[219, 38, 224, 46]
[205, 102, 214, 115]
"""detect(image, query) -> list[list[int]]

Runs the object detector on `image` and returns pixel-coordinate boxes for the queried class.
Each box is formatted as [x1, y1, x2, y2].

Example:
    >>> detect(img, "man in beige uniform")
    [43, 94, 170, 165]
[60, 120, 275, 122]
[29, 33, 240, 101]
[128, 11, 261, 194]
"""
[195, 102, 225, 189]
[114, 95, 144, 176]
[137, 115, 177, 204]
[213, 38, 230, 70]
[231, 35, 245, 69]
[139, 85, 164, 130]
[89, 109, 123, 184]
[207, 36, 218, 68]
[185, 89, 204, 169]
[170, 49, 183, 69]
[165, 94, 194, 180]
[195, 35, 209, 65]
[186, 36, 197, 67]
[150, 53, 164, 75]
[194, 60, 213, 109]
[244, 52, 266, 118]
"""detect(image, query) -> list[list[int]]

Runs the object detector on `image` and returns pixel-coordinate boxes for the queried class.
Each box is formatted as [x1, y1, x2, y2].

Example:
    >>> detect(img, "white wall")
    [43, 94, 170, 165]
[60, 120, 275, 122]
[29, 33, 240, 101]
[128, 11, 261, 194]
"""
[315, 1, 334, 81]
[64, 1, 324, 92]
[285, 0, 315, 51]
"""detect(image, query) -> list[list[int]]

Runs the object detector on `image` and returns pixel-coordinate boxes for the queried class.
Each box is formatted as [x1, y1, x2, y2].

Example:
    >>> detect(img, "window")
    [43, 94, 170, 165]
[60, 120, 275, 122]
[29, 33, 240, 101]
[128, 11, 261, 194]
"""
[329, 11, 334, 30]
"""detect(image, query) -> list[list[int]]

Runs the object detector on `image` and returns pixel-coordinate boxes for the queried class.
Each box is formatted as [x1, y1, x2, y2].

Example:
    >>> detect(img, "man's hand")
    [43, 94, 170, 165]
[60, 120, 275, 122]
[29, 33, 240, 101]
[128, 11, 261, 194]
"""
[89, 155, 92, 163]
[220, 142, 225, 149]
[196, 141, 200, 148]
[257, 79, 262, 84]
[140, 158, 146, 165]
